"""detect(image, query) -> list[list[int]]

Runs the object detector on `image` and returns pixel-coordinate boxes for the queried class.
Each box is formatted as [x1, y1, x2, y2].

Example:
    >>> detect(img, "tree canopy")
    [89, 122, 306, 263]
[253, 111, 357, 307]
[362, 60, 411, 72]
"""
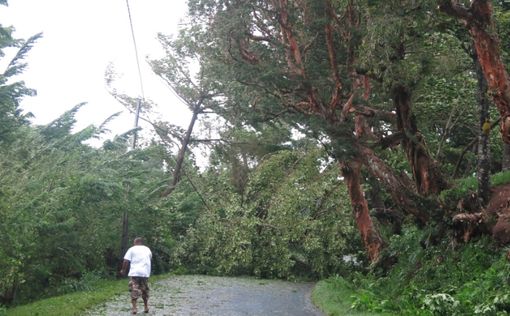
[3, 1, 510, 314]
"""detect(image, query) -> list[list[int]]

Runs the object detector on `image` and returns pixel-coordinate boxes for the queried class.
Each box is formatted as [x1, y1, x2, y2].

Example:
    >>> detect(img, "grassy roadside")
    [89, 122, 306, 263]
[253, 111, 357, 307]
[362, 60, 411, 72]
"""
[312, 277, 390, 316]
[5, 274, 172, 316]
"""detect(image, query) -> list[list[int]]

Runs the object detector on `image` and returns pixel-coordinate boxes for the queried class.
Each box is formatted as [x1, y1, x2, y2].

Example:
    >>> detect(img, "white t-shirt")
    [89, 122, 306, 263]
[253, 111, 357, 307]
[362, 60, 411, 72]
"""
[124, 245, 152, 277]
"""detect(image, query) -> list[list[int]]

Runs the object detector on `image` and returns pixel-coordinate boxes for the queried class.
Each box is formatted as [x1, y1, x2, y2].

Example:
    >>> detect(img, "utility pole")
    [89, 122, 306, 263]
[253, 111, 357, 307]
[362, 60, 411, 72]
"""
[132, 97, 142, 149]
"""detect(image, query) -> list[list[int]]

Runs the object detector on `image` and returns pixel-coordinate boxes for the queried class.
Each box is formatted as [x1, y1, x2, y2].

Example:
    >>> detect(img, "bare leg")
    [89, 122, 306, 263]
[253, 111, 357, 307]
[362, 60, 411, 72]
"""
[142, 295, 149, 313]
[131, 298, 138, 314]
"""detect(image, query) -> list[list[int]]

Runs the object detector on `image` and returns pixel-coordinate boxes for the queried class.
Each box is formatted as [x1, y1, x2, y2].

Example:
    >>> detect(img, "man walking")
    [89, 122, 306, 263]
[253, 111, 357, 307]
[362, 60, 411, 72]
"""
[120, 237, 152, 314]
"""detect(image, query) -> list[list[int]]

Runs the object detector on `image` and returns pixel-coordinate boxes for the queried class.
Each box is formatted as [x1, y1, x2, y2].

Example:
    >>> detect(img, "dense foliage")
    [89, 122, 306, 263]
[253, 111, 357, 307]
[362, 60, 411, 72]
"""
[0, 110, 179, 303]
[3, 1, 510, 315]
[333, 233, 510, 315]
[176, 148, 359, 279]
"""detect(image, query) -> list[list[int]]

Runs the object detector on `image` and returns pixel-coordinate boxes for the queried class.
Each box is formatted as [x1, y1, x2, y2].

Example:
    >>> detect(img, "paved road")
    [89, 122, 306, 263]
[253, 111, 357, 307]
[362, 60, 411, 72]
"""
[86, 275, 324, 316]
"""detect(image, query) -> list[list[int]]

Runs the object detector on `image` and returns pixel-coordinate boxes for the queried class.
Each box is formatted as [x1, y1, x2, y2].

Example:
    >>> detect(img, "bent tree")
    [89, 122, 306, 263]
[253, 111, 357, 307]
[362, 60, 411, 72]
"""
[180, 0, 456, 261]
[150, 34, 215, 197]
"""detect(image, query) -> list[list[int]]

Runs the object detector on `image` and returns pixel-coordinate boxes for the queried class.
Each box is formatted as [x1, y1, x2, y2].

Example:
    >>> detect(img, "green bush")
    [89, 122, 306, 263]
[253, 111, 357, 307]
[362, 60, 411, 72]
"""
[329, 229, 510, 315]
[439, 170, 510, 208]
[422, 293, 460, 316]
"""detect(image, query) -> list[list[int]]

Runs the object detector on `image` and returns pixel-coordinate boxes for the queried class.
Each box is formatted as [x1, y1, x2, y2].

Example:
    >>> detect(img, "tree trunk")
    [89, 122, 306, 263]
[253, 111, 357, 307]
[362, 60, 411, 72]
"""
[469, 1, 510, 144]
[359, 145, 434, 225]
[118, 210, 129, 277]
[474, 52, 491, 206]
[393, 85, 447, 195]
[366, 176, 403, 235]
[340, 160, 384, 262]
[1, 276, 18, 305]
[231, 151, 250, 196]
[440, 0, 510, 144]
[503, 144, 510, 171]
[345, 104, 434, 225]
[161, 101, 202, 197]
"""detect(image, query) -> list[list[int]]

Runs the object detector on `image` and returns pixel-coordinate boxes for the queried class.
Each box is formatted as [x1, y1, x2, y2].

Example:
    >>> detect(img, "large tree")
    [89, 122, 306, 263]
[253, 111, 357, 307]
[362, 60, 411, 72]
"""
[178, 0, 467, 260]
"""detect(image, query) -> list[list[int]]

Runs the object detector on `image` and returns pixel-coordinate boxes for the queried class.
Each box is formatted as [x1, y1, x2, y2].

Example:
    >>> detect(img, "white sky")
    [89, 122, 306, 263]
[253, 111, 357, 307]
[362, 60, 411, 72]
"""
[0, 0, 191, 142]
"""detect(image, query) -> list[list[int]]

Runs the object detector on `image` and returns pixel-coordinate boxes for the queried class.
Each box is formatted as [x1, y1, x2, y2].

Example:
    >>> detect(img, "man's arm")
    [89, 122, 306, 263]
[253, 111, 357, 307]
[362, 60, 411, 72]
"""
[120, 259, 130, 276]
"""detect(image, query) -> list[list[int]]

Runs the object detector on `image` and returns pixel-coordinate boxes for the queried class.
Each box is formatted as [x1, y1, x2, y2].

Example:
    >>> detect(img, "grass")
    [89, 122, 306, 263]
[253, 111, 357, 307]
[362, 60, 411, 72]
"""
[491, 169, 510, 186]
[439, 170, 510, 205]
[5, 273, 172, 316]
[312, 277, 391, 316]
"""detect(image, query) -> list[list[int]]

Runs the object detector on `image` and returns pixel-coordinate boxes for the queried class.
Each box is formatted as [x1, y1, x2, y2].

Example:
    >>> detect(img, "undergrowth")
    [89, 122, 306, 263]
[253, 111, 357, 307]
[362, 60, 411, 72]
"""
[440, 170, 510, 206]
[315, 227, 510, 315]
[312, 276, 391, 316]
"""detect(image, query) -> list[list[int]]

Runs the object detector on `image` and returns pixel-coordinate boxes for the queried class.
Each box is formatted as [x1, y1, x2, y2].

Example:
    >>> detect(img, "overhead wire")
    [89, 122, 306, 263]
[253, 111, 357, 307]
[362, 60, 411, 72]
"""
[122, 1, 211, 209]
[125, 0, 145, 148]
[125, 0, 145, 99]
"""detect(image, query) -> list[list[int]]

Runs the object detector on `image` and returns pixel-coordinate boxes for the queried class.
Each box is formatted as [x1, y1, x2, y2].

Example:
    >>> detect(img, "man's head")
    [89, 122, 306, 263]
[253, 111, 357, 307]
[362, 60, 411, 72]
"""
[133, 237, 144, 245]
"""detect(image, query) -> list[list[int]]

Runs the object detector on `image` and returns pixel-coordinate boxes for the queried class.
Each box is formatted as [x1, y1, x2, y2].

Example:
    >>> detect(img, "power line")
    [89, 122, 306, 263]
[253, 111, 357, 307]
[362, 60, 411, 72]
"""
[125, 0, 144, 148]
[125, 0, 145, 99]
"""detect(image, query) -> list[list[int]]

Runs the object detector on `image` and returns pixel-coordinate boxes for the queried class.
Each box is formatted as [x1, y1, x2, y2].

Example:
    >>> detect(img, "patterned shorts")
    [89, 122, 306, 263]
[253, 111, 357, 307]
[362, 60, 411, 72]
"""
[128, 277, 149, 300]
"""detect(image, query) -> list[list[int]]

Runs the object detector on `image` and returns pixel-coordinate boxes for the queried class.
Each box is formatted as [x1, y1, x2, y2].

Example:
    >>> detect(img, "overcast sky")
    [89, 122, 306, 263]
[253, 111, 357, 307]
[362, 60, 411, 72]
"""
[0, 0, 190, 141]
